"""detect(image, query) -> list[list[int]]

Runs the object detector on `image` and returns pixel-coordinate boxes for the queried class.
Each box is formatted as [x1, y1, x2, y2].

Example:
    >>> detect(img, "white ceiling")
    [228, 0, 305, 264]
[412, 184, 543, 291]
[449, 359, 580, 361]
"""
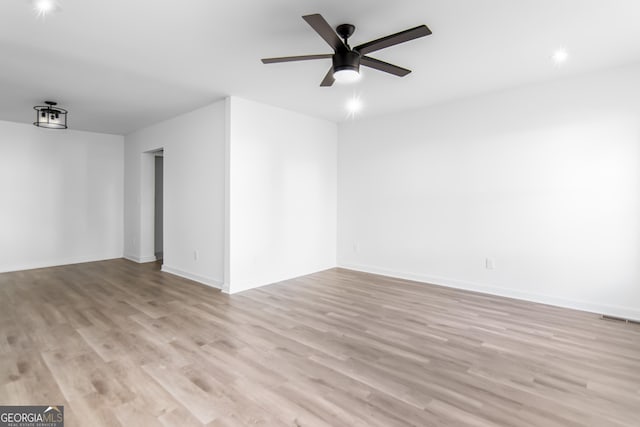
[1, 0, 640, 135]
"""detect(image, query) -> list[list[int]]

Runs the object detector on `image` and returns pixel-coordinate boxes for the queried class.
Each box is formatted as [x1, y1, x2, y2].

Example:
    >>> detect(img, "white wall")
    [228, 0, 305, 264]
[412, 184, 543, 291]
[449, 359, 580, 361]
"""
[338, 63, 640, 320]
[124, 101, 226, 287]
[0, 120, 123, 272]
[226, 97, 337, 293]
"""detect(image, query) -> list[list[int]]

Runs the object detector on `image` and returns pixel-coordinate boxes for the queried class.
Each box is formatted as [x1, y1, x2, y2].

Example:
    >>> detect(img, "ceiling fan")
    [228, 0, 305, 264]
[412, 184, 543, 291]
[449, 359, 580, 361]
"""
[261, 14, 432, 86]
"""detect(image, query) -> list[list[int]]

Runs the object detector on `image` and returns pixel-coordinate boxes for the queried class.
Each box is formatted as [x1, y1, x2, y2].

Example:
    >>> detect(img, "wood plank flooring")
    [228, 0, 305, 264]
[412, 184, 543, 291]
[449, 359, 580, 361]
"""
[0, 259, 639, 426]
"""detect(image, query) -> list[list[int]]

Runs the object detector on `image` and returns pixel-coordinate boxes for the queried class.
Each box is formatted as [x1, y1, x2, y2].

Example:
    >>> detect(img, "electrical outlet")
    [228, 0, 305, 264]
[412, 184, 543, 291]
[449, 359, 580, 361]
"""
[485, 258, 495, 270]
[194, 250, 199, 261]
[353, 243, 359, 253]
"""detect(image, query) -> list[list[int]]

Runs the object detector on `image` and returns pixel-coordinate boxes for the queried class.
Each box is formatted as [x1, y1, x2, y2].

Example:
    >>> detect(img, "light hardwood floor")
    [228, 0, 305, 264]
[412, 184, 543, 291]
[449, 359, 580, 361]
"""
[1, 259, 639, 426]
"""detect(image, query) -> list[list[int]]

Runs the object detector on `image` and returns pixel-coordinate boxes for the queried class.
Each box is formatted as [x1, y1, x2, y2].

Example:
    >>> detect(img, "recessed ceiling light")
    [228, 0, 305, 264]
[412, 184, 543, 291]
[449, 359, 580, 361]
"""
[346, 96, 363, 116]
[552, 49, 568, 65]
[32, 0, 60, 17]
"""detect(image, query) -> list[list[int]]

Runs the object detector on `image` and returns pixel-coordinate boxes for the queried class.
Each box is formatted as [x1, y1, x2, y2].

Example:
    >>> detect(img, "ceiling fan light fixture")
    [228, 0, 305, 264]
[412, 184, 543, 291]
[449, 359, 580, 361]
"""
[333, 68, 360, 83]
[33, 101, 68, 129]
[332, 49, 361, 84]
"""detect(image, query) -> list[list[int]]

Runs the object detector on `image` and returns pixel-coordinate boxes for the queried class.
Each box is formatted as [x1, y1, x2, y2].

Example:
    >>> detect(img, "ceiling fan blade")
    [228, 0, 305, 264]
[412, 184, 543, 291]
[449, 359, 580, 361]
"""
[303, 14, 345, 51]
[320, 67, 335, 86]
[361, 56, 411, 76]
[262, 54, 332, 64]
[355, 25, 431, 55]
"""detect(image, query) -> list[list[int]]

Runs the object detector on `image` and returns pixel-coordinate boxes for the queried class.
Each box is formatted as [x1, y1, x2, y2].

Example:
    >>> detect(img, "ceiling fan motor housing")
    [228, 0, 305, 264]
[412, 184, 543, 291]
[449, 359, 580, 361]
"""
[333, 49, 361, 73]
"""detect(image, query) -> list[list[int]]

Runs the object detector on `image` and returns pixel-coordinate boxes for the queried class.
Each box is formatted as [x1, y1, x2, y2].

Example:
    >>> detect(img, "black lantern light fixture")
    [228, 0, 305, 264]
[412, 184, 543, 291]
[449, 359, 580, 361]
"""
[33, 101, 68, 129]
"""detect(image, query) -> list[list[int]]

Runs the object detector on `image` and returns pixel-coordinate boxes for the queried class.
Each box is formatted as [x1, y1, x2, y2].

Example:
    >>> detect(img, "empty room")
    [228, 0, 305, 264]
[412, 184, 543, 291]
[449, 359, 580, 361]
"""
[1, 1, 639, 426]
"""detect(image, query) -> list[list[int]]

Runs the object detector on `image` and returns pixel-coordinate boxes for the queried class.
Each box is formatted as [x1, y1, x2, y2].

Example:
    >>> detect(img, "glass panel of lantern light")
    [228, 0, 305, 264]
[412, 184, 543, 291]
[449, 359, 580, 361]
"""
[49, 111, 60, 125]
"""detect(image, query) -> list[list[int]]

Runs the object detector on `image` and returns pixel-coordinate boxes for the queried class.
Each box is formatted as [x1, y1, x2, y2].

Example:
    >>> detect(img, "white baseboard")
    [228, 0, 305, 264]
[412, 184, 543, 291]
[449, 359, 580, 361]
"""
[123, 254, 157, 263]
[338, 262, 640, 322]
[161, 265, 222, 290]
[0, 254, 123, 274]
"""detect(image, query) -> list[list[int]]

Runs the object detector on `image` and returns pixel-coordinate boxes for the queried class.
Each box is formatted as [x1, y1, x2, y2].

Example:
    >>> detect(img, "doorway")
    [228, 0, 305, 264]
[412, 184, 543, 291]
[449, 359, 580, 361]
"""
[154, 152, 164, 260]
